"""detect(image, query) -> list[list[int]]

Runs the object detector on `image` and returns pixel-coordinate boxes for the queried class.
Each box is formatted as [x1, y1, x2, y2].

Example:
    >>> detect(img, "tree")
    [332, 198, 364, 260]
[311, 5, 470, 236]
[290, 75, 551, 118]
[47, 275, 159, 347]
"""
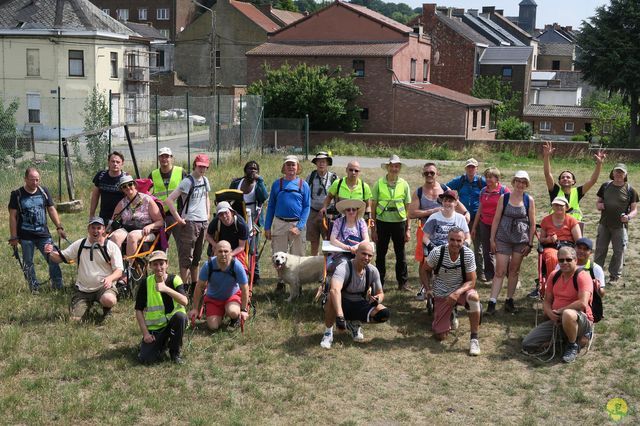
[584, 91, 630, 147]
[575, 0, 640, 145]
[73, 88, 110, 169]
[0, 97, 20, 161]
[471, 75, 522, 123]
[247, 64, 362, 131]
[496, 116, 532, 140]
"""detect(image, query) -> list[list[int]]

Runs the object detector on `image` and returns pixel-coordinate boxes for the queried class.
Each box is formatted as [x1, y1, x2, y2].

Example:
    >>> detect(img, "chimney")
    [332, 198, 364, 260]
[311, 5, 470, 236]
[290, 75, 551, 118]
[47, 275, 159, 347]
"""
[423, 4, 436, 19]
[565, 25, 572, 31]
[482, 6, 495, 14]
[496, 9, 504, 15]
[468, 8, 479, 17]
[545, 24, 552, 30]
[453, 8, 465, 16]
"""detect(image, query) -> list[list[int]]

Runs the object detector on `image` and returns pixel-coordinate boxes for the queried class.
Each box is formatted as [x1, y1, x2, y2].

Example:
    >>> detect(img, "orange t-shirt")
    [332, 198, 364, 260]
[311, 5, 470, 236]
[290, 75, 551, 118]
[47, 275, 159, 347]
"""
[546, 270, 594, 322]
[540, 214, 579, 242]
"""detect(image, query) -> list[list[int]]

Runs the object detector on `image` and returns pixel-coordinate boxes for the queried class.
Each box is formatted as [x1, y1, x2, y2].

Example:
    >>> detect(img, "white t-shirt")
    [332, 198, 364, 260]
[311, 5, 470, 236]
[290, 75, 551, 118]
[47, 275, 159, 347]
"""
[423, 211, 469, 247]
[178, 175, 210, 221]
[61, 238, 123, 292]
[426, 245, 476, 297]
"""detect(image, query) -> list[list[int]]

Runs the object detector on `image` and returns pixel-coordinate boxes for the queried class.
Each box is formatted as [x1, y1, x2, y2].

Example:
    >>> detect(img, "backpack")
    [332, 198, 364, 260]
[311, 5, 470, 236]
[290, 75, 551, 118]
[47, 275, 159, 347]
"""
[501, 192, 531, 216]
[207, 257, 238, 282]
[181, 175, 209, 216]
[336, 178, 366, 202]
[551, 269, 603, 323]
[433, 245, 466, 282]
[456, 174, 484, 190]
[13, 186, 52, 232]
[76, 238, 111, 264]
[307, 171, 337, 197]
[601, 181, 636, 214]
[342, 261, 372, 298]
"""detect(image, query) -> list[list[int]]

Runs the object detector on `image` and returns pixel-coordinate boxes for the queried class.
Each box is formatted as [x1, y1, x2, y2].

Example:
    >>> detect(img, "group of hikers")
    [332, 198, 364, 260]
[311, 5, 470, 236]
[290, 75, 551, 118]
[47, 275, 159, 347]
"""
[8, 141, 635, 364]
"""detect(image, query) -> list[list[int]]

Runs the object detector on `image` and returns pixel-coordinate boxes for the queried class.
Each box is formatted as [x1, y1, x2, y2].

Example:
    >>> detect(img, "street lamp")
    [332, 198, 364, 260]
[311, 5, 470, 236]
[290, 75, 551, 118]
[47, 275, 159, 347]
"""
[191, 0, 216, 95]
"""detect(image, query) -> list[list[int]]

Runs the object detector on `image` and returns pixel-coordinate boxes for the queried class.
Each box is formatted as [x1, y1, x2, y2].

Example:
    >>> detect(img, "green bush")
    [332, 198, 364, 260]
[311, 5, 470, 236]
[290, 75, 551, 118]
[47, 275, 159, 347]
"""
[496, 117, 532, 140]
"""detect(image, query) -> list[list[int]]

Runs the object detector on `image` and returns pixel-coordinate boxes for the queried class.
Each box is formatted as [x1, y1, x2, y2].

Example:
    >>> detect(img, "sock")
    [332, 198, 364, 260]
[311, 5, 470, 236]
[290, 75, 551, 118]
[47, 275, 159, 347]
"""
[470, 332, 478, 340]
[325, 326, 333, 336]
[489, 298, 496, 304]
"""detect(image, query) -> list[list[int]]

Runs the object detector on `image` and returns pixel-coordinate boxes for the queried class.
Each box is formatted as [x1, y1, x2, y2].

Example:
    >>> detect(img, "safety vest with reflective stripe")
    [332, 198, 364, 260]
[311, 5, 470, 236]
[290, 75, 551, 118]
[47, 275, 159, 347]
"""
[375, 177, 409, 221]
[551, 186, 582, 221]
[151, 166, 183, 212]
[144, 275, 186, 331]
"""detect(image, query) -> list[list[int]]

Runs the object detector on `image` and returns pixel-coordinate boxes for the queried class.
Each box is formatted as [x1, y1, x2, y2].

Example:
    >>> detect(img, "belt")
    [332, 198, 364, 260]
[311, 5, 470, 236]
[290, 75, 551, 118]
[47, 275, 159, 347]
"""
[276, 217, 299, 222]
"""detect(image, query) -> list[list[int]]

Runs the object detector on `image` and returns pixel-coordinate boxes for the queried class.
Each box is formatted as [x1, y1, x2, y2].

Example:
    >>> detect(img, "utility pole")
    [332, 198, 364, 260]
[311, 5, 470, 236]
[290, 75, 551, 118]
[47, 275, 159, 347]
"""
[192, 0, 217, 95]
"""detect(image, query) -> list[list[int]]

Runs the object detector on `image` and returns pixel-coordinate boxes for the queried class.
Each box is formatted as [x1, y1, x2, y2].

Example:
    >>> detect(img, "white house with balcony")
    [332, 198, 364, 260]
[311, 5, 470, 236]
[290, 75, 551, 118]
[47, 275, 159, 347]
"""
[0, 0, 151, 140]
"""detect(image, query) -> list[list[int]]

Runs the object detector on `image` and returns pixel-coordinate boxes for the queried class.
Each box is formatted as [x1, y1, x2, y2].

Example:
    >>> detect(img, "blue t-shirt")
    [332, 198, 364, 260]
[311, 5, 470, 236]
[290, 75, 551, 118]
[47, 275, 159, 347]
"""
[446, 174, 486, 218]
[199, 257, 248, 300]
[264, 177, 311, 231]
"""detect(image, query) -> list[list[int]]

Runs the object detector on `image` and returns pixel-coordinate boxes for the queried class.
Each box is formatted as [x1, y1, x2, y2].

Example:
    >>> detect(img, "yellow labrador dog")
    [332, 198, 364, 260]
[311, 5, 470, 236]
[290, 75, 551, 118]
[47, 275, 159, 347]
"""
[272, 251, 325, 301]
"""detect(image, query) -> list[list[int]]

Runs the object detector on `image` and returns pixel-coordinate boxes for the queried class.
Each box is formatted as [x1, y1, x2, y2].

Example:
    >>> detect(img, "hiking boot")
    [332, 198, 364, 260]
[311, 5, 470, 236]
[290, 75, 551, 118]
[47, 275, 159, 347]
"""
[608, 276, 619, 286]
[469, 338, 481, 356]
[170, 354, 184, 365]
[335, 316, 347, 330]
[486, 301, 496, 316]
[275, 280, 286, 293]
[346, 321, 364, 342]
[320, 332, 333, 349]
[415, 288, 426, 301]
[450, 310, 459, 330]
[562, 342, 579, 363]
[504, 298, 518, 314]
[527, 288, 540, 299]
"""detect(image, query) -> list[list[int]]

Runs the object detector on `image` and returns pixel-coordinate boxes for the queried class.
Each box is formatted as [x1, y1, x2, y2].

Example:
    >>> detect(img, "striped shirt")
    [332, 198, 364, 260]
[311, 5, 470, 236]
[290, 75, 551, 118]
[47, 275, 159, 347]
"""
[427, 246, 476, 297]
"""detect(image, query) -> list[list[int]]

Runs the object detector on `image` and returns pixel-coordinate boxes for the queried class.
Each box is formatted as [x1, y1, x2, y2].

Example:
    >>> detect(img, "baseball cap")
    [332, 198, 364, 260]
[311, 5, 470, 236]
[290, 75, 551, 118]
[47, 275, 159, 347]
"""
[216, 201, 233, 215]
[88, 217, 105, 226]
[575, 237, 593, 250]
[283, 155, 299, 165]
[465, 158, 479, 167]
[551, 196, 569, 207]
[148, 250, 168, 263]
[514, 170, 530, 182]
[613, 163, 627, 174]
[158, 147, 172, 156]
[438, 189, 459, 200]
[194, 153, 210, 167]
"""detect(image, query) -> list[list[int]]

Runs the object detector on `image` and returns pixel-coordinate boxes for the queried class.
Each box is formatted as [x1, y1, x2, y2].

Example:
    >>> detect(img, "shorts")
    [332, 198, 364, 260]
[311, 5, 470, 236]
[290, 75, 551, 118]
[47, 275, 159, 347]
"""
[70, 286, 118, 318]
[432, 289, 477, 335]
[342, 298, 377, 323]
[496, 239, 529, 256]
[175, 220, 207, 269]
[203, 290, 242, 318]
[575, 310, 592, 337]
[306, 209, 325, 242]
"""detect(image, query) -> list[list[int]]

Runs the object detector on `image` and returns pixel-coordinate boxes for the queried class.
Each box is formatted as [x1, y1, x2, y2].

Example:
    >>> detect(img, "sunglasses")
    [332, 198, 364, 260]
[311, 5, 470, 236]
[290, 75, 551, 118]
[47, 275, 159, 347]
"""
[422, 171, 436, 176]
[121, 182, 135, 189]
[557, 258, 574, 263]
[344, 207, 358, 212]
[348, 168, 360, 173]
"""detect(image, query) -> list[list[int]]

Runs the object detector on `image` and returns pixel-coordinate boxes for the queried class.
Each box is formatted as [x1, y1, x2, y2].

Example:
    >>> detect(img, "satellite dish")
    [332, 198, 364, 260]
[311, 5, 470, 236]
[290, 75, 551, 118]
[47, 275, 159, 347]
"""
[433, 50, 440, 65]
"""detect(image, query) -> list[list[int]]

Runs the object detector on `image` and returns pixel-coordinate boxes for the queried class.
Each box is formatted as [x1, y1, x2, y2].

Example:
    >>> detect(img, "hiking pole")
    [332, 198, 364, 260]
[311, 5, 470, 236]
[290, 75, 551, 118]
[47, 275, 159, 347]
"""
[13, 246, 34, 290]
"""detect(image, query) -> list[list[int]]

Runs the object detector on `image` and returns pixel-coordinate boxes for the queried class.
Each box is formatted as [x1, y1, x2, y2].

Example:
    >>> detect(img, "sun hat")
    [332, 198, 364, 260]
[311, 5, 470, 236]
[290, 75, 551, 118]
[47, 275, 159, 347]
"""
[118, 175, 135, 187]
[381, 154, 405, 169]
[283, 155, 299, 165]
[148, 250, 168, 263]
[216, 201, 234, 215]
[158, 147, 172, 156]
[551, 196, 569, 207]
[312, 151, 333, 166]
[465, 158, 479, 167]
[438, 189, 459, 200]
[336, 199, 366, 219]
[513, 170, 530, 182]
[194, 153, 210, 167]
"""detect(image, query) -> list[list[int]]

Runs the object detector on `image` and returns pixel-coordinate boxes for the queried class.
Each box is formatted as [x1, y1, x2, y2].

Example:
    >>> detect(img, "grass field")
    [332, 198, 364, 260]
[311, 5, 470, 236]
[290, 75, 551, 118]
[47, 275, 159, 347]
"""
[0, 147, 637, 424]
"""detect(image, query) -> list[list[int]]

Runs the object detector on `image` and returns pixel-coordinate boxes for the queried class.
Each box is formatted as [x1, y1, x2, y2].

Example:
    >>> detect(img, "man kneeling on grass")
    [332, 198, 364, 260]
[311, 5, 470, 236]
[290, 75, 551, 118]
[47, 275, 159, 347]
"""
[190, 241, 249, 330]
[522, 246, 594, 363]
[423, 227, 481, 356]
[135, 250, 188, 365]
[320, 242, 390, 349]
[45, 217, 122, 322]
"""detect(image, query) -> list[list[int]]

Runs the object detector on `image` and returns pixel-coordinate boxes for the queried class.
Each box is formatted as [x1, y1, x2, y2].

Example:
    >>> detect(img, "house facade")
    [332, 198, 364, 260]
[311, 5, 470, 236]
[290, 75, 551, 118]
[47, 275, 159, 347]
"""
[247, 1, 494, 139]
[523, 105, 595, 140]
[0, 0, 151, 140]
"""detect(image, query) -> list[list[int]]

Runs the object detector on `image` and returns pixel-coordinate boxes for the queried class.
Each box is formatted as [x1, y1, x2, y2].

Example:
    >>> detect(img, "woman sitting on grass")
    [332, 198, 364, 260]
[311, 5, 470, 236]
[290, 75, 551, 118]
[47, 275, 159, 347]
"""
[109, 175, 164, 257]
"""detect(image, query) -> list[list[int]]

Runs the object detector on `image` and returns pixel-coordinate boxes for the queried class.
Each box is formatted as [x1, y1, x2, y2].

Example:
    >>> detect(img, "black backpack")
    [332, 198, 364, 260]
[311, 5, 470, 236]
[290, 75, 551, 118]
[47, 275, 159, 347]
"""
[551, 268, 603, 323]
[335, 177, 366, 202]
[207, 258, 238, 282]
[342, 261, 372, 298]
[433, 245, 466, 282]
[76, 238, 111, 264]
[307, 170, 337, 196]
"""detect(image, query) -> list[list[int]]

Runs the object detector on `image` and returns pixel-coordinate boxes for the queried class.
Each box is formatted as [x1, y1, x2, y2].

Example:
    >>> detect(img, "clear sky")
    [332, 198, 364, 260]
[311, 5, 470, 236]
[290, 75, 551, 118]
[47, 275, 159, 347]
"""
[403, 0, 609, 29]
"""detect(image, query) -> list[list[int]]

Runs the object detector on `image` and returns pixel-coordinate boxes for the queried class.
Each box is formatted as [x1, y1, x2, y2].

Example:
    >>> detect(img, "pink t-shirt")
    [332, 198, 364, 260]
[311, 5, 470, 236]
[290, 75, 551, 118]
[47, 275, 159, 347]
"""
[479, 183, 510, 225]
[547, 270, 594, 322]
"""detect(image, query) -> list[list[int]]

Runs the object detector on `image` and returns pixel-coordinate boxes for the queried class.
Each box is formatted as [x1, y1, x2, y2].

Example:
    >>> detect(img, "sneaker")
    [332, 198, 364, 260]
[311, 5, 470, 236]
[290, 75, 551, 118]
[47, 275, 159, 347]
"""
[609, 277, 619, 286]
[415, 288, 426, 301]
[469, 338, 481, 356]
[504, 298, 518, 314]
[228, 317, 241, 329]
[320, 332, 333, 349]
[346, 321, 364, 342]
[562, 342, 579, 363]
[527, 288, 540, 299]
[486, 301, 496, 315]
[335, 316, 347, 330]
[450, 310, 459, 330]
[170, 354, 184, 365]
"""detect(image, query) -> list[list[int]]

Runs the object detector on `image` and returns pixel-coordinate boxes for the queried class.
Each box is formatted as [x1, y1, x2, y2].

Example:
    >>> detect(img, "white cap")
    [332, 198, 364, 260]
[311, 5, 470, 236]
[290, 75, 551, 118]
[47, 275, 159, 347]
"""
[158, 147, 172, 156]
[514, 170, 530, 182]
[216, 201, 233, 215]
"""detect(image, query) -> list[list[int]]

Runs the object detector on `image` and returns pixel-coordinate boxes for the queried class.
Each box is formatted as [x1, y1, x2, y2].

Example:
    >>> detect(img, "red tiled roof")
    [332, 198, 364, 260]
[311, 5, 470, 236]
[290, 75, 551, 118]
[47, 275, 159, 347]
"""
[246, 41, 406, 57]
[341, 1, 413, 34]
[397, 82, 494, 106]
[270, 8, 304, 26]
[230, 0, 280, 32]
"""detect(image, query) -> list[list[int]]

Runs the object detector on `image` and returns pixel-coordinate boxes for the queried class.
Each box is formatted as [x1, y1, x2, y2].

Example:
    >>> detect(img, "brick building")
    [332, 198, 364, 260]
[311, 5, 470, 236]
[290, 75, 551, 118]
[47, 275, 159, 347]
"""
[523, 105, 595, 140]
[247, 1, 495, 139]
